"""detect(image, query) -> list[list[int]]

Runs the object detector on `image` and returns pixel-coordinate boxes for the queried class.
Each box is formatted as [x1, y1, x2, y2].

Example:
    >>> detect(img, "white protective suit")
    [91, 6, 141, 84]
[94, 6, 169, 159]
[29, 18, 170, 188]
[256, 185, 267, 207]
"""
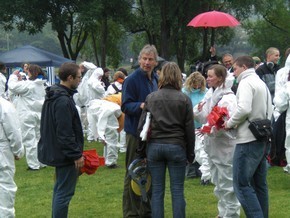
[105, 80, 126, 153]
[0, 96, 24, 218]
[194, 134, 211, 182]
[74, 62, 97, 135]
[273, 55, 290, 120]
[87, 99, 121, 166]
[0, 73, 7, 99]
[86, 68, 106, 141]
[273, 55, 290, 173]
[8, 74, 46, 170]
[194, 73, 240, 218]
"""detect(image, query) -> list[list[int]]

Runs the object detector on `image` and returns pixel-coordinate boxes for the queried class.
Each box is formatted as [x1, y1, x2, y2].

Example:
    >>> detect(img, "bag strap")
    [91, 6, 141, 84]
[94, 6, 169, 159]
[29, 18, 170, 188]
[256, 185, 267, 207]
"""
[112, 83, 121, 93]
[247, 84, 269, 122]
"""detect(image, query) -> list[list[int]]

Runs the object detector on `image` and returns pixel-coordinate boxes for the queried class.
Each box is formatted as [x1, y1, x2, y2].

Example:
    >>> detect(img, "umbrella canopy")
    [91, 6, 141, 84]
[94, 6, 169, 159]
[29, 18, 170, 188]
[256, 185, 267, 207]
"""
[187, 10, 240, 28]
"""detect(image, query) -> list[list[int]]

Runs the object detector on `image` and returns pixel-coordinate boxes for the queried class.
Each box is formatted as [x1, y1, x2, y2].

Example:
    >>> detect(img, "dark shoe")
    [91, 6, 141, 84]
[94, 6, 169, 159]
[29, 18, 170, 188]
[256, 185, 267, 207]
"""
[200, 179, 210, 186]
[27, 167, 39, 171]
[107, 164, 119, 169]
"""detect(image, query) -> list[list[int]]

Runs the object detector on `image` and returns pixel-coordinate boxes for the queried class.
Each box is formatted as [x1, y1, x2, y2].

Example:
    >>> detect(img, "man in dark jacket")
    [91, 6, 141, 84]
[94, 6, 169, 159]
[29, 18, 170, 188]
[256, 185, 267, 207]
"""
[256, 47, 280, 101]
[121, 44, 159, 217]
[38, 62, 84, 218]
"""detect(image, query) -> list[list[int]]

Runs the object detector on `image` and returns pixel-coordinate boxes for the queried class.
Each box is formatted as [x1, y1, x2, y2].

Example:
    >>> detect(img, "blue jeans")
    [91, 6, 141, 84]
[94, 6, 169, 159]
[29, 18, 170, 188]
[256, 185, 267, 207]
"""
[233, 140, 269, 218]
[52, 164, 79, 218]
[147, 143, 187, 218]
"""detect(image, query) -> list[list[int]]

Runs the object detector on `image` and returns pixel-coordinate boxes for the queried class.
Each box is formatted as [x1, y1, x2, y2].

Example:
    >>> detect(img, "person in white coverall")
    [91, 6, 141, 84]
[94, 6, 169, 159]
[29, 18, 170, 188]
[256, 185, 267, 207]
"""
[0, 83, 24, 218]
[74, 61, 97, 135]
[85, 67, 106, 141]
[87, 93, 123, 168]
[182, 71, 211, 183]
[105, 71, 127, 153]
[8, 64, 46, 170]
[194, 64, 240, 218]
[273, 53, 290, 173]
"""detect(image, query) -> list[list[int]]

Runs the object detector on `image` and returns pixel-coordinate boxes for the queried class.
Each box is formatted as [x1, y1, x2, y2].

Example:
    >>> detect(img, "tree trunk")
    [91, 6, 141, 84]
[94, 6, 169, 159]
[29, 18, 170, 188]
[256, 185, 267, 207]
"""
[160, 0, 170, 60]
[91, 31, 100, 66]
[100, 17, 108, 68]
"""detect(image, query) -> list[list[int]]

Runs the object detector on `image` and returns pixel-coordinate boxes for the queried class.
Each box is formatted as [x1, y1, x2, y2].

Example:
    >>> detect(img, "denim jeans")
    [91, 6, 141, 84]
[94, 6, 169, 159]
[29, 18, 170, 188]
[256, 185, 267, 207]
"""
[233, 140, 269, 218]
[52, 164, 79, 218]
[147, 143, 187, 218]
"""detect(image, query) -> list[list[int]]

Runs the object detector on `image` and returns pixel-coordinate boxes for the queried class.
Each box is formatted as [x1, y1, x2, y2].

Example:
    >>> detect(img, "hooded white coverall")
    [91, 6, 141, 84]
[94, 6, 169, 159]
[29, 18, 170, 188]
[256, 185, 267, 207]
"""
[194, 73, 240, 218]
[85, 68, 106, 141]
[273, 54, 290, 173]
[74, 62, 97, 135]
[8, 74, 46, 170]
[0, 94, 24, 218]
[273, 55, 290, 120]
[87, 99, 122, 166]
[104, 79, 126, 153]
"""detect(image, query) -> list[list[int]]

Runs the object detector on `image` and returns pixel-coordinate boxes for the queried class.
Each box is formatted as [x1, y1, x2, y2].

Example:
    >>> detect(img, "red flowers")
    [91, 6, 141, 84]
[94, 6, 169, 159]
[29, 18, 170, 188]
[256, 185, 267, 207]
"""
[81, 149, 104, 175]
[201, 106, 229, 134]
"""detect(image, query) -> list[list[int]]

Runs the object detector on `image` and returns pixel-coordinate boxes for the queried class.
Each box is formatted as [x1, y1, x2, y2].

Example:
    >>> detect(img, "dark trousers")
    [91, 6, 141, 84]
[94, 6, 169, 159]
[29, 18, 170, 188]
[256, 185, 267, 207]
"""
[52, 164, 79, 218]
[122, 133, 151, 218]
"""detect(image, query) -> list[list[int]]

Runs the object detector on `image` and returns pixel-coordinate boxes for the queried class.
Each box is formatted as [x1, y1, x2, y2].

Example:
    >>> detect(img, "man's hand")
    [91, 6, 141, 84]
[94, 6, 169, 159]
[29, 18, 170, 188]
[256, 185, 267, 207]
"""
[140, 102, 145, 109]
[74, 156, 84, 169]
[210, 46, 216, 57]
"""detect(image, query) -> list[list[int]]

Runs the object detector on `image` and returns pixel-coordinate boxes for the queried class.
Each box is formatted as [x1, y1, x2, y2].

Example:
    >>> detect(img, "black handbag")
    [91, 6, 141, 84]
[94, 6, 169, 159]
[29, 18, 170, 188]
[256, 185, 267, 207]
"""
[248, 85, 272, 141]
[248, 119, 272, 141]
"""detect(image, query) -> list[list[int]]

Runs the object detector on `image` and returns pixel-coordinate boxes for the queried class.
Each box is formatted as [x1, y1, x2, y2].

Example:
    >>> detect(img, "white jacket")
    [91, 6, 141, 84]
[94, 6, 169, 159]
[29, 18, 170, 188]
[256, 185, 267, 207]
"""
[274, 54, 290, 98]
[273, 54, 290, 119]
[74, 62, 97, 107]
[194, 73, 237, 134]
[227, 68, 272, 144]
[87, 68, 105, 101]
[0, 96, 24, 217]
[8, 74, 46, 116]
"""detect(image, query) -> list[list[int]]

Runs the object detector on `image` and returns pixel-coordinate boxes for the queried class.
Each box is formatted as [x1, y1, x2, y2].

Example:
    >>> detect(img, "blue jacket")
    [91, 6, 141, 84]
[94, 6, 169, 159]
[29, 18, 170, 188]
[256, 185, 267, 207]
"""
[121, 68, 158, 137]
[182, 87, 207, 128]
[38, 84, 84, 167]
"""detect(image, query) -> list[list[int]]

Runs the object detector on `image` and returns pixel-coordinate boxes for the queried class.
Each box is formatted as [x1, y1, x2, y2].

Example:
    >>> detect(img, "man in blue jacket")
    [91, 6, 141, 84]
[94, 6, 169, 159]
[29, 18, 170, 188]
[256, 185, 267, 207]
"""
[38, 62, 84, 218]
[121, 44, 159, 217]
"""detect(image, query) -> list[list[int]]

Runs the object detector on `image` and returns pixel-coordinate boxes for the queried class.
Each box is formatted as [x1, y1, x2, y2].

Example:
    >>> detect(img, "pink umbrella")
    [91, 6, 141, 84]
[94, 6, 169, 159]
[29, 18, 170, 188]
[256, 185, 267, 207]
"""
[187, 10, 240, 46]
[187, 10, 240, 28]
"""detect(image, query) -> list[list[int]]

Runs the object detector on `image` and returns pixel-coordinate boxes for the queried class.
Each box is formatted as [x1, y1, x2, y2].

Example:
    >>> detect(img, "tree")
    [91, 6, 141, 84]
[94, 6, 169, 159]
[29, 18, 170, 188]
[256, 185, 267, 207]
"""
[80, 0, 133, 67]
[0, 0, 93, 60]
[243, 0, 290, 62]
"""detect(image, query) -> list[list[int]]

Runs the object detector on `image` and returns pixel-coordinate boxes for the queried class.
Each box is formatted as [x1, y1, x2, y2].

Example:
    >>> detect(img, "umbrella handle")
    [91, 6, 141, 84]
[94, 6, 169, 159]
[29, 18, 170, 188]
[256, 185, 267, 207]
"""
[211, 28, 215, 46]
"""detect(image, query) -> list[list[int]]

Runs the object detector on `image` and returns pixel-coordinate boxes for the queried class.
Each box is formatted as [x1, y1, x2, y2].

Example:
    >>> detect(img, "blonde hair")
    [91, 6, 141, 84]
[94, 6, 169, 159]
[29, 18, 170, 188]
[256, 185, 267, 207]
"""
[183, 71, 206, 92]
[158, 62, 182, 90]
[266, 47, 279, 57]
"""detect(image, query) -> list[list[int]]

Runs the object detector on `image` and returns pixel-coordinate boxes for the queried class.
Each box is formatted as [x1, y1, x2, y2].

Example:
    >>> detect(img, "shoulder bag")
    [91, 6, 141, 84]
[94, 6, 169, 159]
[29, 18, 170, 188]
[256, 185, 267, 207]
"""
[248, 85, 272, 141]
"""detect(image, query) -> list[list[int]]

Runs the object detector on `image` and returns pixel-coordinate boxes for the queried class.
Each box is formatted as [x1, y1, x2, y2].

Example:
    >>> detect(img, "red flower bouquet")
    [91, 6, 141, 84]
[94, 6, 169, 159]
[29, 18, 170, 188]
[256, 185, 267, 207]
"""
[81, 149, 104, 175]
[201, 106, 229, 134]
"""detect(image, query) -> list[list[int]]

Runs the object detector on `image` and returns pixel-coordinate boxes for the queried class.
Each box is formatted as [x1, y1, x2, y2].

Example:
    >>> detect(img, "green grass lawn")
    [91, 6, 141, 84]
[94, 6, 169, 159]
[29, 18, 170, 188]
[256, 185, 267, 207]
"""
[14, 141, 290, 218]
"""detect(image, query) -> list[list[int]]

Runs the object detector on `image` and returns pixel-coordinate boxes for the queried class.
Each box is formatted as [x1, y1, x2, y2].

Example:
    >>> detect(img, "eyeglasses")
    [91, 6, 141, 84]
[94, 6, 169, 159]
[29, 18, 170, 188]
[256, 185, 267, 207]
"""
[76, 76, 82, 79]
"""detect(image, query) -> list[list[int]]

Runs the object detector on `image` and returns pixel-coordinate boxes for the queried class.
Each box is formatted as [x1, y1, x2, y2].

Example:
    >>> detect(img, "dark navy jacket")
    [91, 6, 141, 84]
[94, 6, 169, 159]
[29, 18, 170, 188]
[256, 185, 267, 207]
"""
[121, 68, 158, 137]
[38, 84, 84, 167]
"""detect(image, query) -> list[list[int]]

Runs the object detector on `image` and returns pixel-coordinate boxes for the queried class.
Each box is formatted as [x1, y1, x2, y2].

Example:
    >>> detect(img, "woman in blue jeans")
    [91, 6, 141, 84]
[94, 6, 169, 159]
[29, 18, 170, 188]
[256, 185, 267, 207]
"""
[138, 62, 195, 218]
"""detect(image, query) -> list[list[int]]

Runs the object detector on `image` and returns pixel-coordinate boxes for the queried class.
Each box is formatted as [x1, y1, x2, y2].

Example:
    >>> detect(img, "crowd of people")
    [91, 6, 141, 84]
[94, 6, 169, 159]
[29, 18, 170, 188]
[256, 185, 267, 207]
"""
[0, 43, 289, 218]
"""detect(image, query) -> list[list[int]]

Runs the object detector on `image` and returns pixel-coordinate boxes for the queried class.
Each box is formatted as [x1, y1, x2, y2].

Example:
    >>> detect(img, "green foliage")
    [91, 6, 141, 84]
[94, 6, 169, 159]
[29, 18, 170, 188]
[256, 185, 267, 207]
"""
[14, 140, 290, 217]
[241, 0, 290, 59]
[0, 0, 288, 70]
